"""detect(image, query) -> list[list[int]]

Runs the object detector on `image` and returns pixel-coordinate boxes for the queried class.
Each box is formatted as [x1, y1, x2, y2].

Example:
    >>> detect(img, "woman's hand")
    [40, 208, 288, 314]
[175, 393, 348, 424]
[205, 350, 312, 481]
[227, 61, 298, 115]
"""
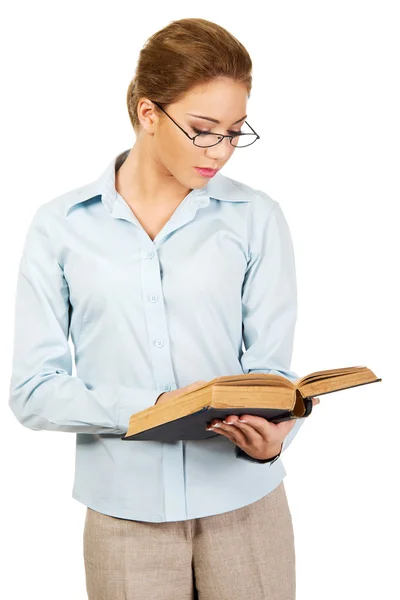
[206, 396, 321, 461]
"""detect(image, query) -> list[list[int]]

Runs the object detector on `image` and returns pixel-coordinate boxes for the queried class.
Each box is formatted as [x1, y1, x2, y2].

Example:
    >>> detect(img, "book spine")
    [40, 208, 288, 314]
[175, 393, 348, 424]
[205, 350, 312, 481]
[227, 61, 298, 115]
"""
[303, 397, 313, 417]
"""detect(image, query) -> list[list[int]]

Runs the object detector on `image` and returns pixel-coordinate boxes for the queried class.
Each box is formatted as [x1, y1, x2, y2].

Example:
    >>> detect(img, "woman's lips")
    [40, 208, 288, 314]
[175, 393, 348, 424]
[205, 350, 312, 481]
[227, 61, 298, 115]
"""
[194, 167, 219, 178]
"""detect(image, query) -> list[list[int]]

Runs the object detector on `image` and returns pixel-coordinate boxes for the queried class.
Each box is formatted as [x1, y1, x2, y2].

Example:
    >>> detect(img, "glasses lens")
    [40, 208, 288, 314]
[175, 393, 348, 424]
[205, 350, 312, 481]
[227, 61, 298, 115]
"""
[231, 134, 258, 147]
[194, 134, 224, 148]
[194, 133, 258, 148]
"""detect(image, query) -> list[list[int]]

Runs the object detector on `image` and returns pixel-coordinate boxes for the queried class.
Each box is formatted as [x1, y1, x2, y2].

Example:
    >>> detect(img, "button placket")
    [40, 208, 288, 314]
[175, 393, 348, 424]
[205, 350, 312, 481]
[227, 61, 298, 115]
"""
[140, 242, 188, 520]
[141, 246, 176, 396]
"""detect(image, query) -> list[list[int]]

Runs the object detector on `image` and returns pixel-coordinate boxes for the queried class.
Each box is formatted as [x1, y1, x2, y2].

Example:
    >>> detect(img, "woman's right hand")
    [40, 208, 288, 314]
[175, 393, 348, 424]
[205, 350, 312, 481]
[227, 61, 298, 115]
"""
[155, 380, 208, 405]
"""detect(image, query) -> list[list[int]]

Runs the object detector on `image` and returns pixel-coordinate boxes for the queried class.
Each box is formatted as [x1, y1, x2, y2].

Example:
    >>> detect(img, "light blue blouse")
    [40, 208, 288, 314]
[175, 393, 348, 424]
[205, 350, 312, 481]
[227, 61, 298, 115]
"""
[9, 149, 305, 522]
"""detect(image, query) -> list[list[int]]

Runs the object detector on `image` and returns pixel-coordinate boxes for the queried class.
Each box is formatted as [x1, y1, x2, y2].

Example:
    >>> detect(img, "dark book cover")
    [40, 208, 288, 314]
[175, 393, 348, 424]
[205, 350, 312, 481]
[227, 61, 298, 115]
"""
[121, 397, 314, 442]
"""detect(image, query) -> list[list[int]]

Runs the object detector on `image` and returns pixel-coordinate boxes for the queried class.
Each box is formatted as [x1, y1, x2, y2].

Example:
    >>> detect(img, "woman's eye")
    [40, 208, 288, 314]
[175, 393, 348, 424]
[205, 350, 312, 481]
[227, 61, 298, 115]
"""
[192, 126, 243, 136]
[192, 127, 210, 135]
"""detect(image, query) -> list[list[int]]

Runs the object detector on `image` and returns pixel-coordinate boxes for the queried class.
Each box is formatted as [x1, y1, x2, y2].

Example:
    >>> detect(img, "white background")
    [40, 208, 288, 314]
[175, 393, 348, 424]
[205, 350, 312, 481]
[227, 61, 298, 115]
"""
[1, 1, 398, 599]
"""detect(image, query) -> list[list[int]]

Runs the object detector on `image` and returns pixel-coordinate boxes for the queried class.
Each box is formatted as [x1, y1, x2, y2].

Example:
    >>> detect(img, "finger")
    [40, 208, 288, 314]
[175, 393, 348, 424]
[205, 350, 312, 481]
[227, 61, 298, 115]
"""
[190, 380, 207, 388]
[225, 414, 277, 438]
[213, 421, 250, 446]
[220, 419, 264, 448]
[227, 420, 265, 446]
[213, 427, 238, 444]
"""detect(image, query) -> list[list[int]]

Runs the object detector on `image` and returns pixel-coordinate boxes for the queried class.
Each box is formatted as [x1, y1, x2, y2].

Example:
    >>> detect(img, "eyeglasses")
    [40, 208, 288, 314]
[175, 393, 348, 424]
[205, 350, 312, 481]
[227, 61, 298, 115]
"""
[150, 100, 260, 148]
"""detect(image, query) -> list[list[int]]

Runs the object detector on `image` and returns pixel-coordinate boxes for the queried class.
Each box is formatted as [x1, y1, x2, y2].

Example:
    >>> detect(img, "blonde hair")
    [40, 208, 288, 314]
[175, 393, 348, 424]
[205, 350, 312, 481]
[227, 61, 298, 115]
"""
[126, 18, 253, 134]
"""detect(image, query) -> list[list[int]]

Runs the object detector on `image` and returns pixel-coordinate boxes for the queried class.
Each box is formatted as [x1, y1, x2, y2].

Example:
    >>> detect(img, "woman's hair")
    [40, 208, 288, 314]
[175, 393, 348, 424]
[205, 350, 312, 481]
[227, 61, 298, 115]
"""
[126, 18, 253, 134]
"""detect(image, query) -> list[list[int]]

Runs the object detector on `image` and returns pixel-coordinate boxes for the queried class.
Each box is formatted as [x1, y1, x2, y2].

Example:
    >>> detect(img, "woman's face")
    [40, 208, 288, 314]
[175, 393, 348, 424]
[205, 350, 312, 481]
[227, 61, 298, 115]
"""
[138, 77, 249, 189]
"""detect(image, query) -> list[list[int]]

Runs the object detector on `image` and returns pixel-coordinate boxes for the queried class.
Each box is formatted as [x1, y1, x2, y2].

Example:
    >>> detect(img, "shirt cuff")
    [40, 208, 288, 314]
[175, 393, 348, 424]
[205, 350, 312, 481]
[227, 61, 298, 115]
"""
[234, 443, 282, 465]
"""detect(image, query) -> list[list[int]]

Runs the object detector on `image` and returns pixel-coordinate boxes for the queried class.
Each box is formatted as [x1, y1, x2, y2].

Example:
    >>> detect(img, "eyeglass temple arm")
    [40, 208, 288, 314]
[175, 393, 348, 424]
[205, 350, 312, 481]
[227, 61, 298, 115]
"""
[152, 100, 259, 141]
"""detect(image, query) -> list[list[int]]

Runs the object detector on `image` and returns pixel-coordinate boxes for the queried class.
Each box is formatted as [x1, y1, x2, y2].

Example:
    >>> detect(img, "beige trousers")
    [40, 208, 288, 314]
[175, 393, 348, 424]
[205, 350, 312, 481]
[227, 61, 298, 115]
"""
[83, 480, 296, 600]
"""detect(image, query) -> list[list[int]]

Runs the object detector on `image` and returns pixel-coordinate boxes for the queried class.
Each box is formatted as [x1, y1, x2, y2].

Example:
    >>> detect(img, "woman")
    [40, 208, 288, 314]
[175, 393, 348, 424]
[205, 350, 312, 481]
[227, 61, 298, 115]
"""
[9, 17, 319, 600]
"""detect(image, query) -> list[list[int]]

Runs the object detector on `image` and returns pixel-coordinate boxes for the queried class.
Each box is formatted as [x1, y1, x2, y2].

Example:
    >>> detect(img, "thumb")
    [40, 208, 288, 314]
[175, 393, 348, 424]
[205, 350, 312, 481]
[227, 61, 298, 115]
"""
[189, 380, 207, 388]
[276, 418, 297, 435]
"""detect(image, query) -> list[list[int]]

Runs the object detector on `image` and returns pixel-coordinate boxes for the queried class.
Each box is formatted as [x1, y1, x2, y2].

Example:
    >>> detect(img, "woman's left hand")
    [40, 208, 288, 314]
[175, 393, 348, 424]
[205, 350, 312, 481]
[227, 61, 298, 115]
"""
[206, 396, 320, 461]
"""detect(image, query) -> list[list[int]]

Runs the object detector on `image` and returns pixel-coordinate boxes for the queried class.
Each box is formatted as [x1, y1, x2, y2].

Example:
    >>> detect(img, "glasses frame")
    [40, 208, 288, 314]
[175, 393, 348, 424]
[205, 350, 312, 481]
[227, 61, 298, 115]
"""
[150, 100, 260, 148]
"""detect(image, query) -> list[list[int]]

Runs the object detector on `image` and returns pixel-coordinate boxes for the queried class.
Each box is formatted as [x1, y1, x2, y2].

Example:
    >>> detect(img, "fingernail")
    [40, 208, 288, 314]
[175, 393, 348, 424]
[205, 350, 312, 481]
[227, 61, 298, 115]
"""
[222, 421, 234, 425]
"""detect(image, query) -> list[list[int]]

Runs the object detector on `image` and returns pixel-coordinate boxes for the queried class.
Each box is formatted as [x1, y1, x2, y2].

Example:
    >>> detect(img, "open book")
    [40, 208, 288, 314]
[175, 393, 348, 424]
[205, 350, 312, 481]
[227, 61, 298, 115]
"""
[121, 365, 381, 442]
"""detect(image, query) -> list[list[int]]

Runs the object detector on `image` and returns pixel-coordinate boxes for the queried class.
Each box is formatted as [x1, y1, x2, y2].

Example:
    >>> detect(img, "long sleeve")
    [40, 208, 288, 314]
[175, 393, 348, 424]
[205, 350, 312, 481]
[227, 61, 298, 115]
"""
[236, 200, 305, 463]
[8, 206, 161, 435]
